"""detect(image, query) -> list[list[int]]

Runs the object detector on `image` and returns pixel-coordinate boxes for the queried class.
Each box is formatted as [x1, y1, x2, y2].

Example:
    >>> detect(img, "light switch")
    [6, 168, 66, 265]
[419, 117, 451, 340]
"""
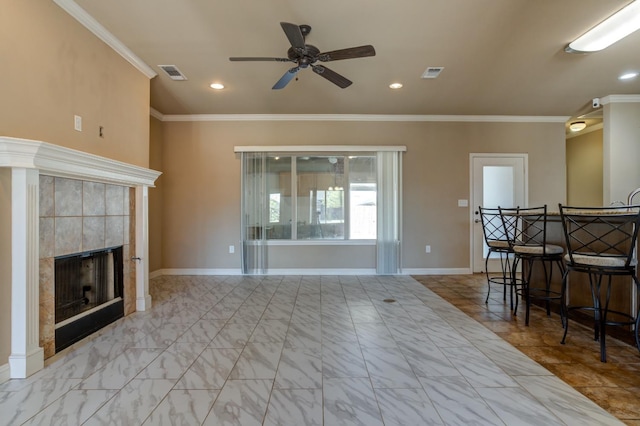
[458, 199, 469, 207]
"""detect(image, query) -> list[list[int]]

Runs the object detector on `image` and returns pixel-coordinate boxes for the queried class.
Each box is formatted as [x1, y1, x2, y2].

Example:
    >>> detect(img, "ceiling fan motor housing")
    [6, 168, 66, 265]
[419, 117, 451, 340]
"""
[288, 45, 320, 67]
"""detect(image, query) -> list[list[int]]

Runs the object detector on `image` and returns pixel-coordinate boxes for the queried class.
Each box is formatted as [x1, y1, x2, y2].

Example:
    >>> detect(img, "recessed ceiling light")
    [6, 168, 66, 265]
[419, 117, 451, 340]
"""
[619, 71, 639, 80]
[569, 121, 587, 132]
[210, 83, 225, 90]
[389, 83, 403, 89]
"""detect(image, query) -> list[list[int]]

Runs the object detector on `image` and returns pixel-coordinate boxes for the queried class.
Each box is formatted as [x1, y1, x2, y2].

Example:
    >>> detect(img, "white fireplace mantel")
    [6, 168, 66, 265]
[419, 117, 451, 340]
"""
[0, 137, 160, 186]
[0, 136, 161, 381]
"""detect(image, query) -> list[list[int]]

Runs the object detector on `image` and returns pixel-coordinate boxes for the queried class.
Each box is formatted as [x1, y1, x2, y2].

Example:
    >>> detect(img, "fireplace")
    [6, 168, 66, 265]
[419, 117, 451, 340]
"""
[1, 137, 160, 381]
[54, 246, 124, 352]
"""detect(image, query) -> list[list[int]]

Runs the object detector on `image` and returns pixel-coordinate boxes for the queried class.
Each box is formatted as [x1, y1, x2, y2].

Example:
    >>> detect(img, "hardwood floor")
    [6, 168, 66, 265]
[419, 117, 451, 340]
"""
[414, 274, 640, 425]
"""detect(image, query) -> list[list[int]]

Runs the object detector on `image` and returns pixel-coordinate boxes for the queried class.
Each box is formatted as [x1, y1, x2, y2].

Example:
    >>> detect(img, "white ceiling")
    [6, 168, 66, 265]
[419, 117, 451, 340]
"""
[64, 0, 640, 118]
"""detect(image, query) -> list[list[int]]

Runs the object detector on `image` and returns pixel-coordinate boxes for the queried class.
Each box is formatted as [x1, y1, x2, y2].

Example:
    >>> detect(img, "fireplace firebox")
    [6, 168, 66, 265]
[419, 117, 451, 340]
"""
[54, 246, 124, 352]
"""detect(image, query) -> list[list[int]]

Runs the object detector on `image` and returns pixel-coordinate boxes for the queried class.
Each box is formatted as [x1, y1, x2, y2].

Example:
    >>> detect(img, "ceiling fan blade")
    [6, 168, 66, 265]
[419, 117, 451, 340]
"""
[229, 57, 292, 62]
[319, 45, 376, 62]
[311, 65, 352, 88]
[272, 67, 300, 90]
[280, 22, 306, 51]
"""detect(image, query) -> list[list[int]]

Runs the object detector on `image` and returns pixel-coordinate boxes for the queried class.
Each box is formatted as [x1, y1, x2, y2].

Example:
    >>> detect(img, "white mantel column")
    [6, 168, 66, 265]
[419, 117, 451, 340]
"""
[9, 168, 44, 378]
[602, 96, 640, 205]
[135, 185, 152, 311]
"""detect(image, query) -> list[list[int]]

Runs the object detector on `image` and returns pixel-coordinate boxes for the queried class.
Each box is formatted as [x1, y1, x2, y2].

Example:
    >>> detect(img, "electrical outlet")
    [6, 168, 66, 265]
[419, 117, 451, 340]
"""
[74, 115, 82, 131]
[229, 245, 235, 254]
[425, 245, 431, 253]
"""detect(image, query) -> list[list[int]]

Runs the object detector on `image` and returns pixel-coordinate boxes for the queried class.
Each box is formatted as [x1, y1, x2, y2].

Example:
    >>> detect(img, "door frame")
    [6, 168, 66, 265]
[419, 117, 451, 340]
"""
[469, 153, 528, 273]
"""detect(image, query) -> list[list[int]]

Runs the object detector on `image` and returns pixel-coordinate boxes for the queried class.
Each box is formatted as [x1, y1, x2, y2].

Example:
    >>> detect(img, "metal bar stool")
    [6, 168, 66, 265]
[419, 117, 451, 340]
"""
[478, 206, 521, 308]
[559, 204, 640, 362]
[499, 205, 565, 326]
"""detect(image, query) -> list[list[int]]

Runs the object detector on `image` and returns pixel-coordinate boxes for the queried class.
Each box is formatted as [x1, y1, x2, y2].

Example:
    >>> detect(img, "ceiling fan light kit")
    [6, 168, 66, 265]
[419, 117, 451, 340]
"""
[566, 0, 640, 53]
[229, 22, 376, 89]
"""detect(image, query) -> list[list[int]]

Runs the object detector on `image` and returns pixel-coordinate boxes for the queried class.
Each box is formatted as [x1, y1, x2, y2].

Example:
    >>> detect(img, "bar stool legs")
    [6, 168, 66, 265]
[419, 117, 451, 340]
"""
[514, 255, 565, 326]
[561, 273, 640, 363]
[484, 249, 517, 308]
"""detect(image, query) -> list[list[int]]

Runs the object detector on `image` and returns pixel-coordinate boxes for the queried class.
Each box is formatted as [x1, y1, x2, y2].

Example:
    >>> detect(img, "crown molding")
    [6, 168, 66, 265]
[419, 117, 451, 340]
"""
[157, 113, 570, 123]
[150, 108, 164, 121]
[601, 94, 640, 104]
[0, 137, 161, 186]
[52, 0, 157, 79]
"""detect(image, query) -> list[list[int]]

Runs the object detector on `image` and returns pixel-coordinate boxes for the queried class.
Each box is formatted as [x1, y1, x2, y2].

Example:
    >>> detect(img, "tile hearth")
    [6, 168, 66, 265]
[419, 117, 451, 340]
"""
[0, 275, 625, 425]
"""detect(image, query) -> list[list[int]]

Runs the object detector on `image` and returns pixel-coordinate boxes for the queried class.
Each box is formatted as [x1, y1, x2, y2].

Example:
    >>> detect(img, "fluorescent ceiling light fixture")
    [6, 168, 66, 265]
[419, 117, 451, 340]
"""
[566, 1, 640, 52]
[210, 83, 225, 90]
[389, 83, 403, 89]
[569, 121, 587, 132]
[619, 71, 639, 80]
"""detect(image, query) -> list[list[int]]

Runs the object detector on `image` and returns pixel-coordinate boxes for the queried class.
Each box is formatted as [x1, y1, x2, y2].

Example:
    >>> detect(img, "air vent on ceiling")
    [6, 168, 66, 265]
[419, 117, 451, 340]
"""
[158, 65, 187, 81]
[421, 67, 444, 79]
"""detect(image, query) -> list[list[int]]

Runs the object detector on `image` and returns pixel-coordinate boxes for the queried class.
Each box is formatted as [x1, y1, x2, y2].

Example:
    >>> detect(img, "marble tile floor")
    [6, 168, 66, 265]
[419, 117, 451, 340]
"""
[0, 274, 628, 425]
[414, 274, 640, 426]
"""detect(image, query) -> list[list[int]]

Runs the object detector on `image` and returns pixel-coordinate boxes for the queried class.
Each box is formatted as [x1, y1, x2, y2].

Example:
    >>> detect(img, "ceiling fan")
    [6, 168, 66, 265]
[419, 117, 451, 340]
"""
[229, 22, 376, 89]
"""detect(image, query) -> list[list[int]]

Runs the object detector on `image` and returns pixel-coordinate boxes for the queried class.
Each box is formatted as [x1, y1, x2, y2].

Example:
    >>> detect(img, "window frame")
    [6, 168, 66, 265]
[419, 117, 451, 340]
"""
[237, 145, 406, 247]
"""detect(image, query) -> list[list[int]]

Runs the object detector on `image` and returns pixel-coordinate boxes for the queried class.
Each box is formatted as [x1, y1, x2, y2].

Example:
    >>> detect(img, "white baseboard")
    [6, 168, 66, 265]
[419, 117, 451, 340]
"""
[150, 267, 471, 277]
[152, 268, 243, 277]
[402, 268, 472, 275]
[0, 362, 10, 384]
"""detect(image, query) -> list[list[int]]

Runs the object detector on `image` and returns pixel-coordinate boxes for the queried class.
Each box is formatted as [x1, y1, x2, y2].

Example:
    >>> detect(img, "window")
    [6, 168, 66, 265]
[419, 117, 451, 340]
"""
[238, 146, 404, 274]
[245, 153, 377, 241]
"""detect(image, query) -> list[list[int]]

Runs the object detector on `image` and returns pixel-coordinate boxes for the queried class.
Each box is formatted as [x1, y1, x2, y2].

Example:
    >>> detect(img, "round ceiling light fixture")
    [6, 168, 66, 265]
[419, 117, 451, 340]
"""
[210, 83, 225, 90]
[389, 82, 403, 89]
[569, 121, 587, 132]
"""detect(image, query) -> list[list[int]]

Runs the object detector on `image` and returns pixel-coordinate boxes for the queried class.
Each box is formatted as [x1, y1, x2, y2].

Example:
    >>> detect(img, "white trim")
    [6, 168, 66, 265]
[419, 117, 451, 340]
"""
[0, 363, 9, 385]
[402, 268, 472, 275]
[234, 145, 406, 153]
[135, 186, 152, 311]
[161, 114, 570, 123]
[155, 268, 243, 276]
[150, 108, 164, 121]
[601, 94, 640, 104]
[0, 137, 161, 187]
[150, 267, 471, 276]
[52, 0, 156, 79]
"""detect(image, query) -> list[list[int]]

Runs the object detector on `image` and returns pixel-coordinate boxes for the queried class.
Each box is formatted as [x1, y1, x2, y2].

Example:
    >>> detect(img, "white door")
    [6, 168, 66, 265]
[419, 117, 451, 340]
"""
[471, 154, 527, 272]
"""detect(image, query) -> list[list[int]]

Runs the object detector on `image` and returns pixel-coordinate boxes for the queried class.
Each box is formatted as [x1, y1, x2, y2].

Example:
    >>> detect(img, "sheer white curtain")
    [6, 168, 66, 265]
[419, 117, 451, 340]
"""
[241, 152, 267, 274]
[376, 151, 402, 274]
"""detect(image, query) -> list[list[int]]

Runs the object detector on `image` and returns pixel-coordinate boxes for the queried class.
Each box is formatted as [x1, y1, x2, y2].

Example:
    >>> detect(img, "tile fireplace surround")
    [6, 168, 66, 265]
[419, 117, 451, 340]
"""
[0, 137, 161, 382]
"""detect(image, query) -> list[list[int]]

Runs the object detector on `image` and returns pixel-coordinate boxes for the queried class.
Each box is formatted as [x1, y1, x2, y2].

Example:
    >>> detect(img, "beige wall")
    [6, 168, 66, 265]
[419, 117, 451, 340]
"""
[158, 120, 566, 271]
[566, 129, 603, 206]
[0, 0, 151, 167]
[1, 1, 151, 374]
[148, 117, 164, 273]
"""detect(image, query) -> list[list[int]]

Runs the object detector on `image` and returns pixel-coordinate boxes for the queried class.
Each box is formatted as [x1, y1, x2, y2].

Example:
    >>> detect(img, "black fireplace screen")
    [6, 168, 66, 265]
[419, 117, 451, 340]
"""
[55, 246, 123, 324]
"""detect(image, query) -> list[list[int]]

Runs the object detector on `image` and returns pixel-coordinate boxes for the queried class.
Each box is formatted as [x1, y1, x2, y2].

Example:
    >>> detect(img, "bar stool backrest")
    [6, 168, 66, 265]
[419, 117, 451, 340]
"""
[558, 204, 640, 269]
[499, 205, 549, 253]
[479, 206, 515, 249]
